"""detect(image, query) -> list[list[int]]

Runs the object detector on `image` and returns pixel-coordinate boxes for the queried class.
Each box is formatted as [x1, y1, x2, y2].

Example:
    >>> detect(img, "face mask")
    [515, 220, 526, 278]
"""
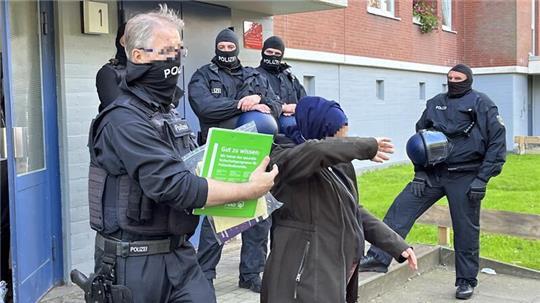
[126, 56, 182, 106]
[447, 79, 472, 98]
[261, 53, 282, 72]
[214, 48, 240, 69]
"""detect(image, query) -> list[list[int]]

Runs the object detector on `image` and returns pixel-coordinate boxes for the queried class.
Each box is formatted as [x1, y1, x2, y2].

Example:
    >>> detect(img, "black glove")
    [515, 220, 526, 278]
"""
[410, 171, 431, 198]
[468, 178, 487, 202]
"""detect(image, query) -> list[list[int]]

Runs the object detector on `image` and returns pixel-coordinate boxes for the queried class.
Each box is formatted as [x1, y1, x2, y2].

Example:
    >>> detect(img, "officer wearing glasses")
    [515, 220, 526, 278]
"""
[84, 7, 277, 302]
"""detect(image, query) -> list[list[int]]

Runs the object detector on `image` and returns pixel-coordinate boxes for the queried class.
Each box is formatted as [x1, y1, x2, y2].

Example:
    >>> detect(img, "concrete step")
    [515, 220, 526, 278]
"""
[358, 244, 441, 303]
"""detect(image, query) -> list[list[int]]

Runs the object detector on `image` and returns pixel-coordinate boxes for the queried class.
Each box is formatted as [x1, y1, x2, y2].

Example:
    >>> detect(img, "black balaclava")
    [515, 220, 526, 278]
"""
[125, 55, 183, 107]
[260, 36, 285, 73]
[114, 23, 127, 65]
[213, 28, 241, 70]
[447, 63, 473, 98]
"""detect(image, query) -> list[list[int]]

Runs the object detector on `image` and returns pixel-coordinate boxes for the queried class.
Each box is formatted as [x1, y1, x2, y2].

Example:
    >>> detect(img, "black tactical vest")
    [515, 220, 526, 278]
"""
[88, 95, 199, 237]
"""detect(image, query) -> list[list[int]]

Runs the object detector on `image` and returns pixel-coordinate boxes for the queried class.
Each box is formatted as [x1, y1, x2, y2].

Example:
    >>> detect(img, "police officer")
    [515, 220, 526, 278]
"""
[86, 6, 278, 303]
[95, 23, 127, 112]
[359, 64, 506, 300]
[188, 29, 282, 293]
[256, 36, 306, 118]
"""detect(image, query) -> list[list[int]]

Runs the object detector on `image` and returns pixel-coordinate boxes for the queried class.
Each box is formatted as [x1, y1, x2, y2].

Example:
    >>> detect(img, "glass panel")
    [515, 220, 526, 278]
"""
[442, 0, 452, 27]
[9, 1, 45, 174]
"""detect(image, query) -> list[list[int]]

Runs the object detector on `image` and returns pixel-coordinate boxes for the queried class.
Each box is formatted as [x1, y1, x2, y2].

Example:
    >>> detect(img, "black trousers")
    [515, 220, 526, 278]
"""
[197, 216, 271, 282]
[366, 169, 481, 287]
[94, 237, 215, 303]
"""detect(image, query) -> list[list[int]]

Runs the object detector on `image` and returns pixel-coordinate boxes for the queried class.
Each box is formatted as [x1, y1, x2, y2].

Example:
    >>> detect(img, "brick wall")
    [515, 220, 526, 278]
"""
[275, 0, 530, 68]
[516, 0, 533, 65]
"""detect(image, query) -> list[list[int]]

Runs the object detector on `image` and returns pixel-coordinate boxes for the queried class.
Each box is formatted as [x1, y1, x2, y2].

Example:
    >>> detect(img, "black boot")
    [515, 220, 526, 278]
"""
[358, 255, 389, 273]
[239, 275, 262, 293]
[455, 283, 474, 300]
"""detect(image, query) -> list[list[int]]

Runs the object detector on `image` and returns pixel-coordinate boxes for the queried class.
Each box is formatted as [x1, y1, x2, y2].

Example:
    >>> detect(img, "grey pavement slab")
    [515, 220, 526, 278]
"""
[40, 241, 540, 303]
[367, 265, 540, 303]
[40, 238, 258, 303]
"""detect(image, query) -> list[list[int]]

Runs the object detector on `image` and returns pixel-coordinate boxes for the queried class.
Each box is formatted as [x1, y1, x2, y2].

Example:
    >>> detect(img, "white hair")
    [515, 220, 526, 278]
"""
[124, 4, 184, 60]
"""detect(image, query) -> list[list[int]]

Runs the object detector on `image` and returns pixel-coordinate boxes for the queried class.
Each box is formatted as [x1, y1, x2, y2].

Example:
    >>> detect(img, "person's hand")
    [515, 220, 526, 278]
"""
[282, 103, 296, 115]
[251, 104, 271, 114]
[401, 247, 418, 271]
[238, 95, 261, 112]
[468, 178, 487, 202]
[371, 137, 394, 163]
[410, 171, 431, 198]
[246, 156, 279, 199]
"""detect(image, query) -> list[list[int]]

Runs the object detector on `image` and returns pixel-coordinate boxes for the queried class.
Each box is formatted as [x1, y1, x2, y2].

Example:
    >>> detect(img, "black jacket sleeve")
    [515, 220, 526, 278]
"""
[359, 207, 410, 261]
[188, 69, 242, 124]
[96, 65, 121, 111]
[413, 106, 430, 172]
[258, 76, 283, 119]
[93, 108, 208, 210]
[476, 94, 506, 182]
[270, 137, 378, 184]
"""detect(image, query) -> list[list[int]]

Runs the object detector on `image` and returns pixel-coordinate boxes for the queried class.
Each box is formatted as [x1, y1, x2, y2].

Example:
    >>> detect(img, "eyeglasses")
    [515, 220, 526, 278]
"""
[138, 46, 188, 58]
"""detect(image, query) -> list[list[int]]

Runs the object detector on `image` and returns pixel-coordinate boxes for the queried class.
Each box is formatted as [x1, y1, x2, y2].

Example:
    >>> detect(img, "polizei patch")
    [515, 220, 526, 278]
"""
[218, 56, 237, 63]
[130, 245, 149, 254]
[164, 65, 181, 79]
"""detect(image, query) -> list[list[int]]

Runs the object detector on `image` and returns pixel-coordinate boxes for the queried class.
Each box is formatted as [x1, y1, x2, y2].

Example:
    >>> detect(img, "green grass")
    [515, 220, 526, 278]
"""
[358, 154, 540, 270]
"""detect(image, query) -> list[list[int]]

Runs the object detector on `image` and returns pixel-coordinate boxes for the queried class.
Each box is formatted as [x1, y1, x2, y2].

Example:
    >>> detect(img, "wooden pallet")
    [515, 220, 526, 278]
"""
[514, 136, 540, 154]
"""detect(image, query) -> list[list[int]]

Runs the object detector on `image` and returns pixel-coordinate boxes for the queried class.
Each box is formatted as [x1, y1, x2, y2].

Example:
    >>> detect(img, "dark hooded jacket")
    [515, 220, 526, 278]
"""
[261, 136, 410, 303]
[188, 62, 282, 144]
[96, 23, 127, 112]
[415, 89, 506, 182]
[257, 63, 306, 105]
[88, 66, 207, 239]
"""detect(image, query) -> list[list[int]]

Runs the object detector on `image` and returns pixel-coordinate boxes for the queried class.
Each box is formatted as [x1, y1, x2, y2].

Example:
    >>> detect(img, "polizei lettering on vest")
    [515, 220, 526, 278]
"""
[164, 66, 181, 79]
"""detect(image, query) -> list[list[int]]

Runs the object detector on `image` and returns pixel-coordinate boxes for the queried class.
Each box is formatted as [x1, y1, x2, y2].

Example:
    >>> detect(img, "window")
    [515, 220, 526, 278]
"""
[419, 82, 426, 100]
[303, 75, 315, 96]
[376, 80, 385, 100]
[442, 83, 448, 93]
[368, 0, 395, 17]
[442, 0, 452, 30]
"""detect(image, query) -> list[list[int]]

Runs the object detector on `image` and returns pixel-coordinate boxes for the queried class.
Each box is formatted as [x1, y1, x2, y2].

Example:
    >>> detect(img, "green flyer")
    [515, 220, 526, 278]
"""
[193, 127, 274, 217]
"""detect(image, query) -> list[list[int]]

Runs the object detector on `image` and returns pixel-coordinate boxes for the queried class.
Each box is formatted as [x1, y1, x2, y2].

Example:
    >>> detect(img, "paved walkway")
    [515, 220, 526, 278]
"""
[368, 265, 540, 303]
[40, 240, 540, 303]
[40, 237, 258, 303]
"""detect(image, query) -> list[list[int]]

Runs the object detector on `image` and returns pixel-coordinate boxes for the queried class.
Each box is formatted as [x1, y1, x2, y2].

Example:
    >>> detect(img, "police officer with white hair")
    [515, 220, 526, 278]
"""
[80, 5, 278, 302]
[359, 64, 506, 300]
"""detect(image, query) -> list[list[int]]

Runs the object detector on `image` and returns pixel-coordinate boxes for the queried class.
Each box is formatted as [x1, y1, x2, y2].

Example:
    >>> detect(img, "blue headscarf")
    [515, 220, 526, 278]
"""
[285, 96, 348, 144]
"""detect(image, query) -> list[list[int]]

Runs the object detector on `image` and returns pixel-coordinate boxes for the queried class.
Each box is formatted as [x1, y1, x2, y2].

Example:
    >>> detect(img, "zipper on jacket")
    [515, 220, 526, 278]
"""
[293, 240, 311, 300]
[329, 167, 352, 301]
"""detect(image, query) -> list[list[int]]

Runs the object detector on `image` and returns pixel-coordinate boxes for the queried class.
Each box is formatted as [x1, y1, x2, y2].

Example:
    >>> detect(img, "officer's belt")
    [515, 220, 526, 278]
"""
[436, 160, 482, 172]
[96, 233, 186, 258]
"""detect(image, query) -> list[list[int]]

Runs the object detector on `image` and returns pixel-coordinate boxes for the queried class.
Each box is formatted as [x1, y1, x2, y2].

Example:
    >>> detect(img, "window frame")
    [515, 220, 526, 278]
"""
[442, 0, 452, 31]
[367, 0, 397, 19]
